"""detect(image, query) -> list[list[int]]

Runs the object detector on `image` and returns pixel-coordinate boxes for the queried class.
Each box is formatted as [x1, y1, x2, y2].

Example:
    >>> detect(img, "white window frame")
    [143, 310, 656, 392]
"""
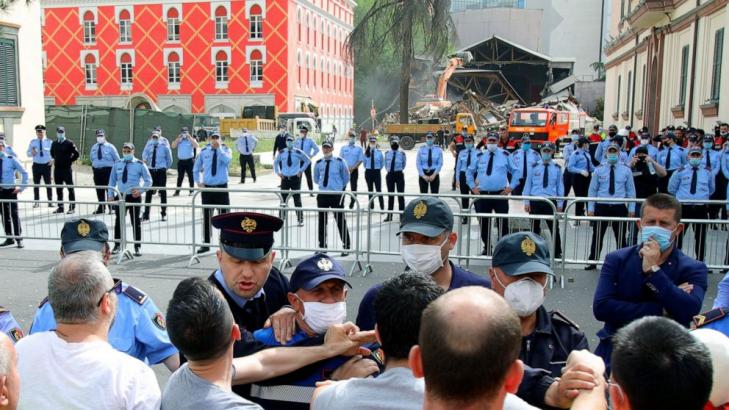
[85, 63, 97, 88]
[79, 50, 99, 91]
[120, 63, 133, 88]
[215, 16, 228, 40]
[119, 19, 132, 43]
[164, 48, 183, 90]
[167, 17, 180, 41]
[250, 60, 262, 87]
[83, 20, 96, 44]
[250, 14, 263, 40]
[212, 46, 231, 88]
[168, 61, 180, 87]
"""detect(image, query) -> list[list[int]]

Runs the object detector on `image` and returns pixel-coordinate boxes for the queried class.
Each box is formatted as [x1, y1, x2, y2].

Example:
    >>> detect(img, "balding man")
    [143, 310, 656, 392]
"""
[409, 287, 537, 410]
[0, 333, 19, 410]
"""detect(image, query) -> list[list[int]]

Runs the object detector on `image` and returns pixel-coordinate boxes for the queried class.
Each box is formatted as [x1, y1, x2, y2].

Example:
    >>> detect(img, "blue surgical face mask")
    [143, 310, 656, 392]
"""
[151, 139, 159, 145]
[541, 153, 552, 161]
[0, 150, 5, 158]
[641, 225, 676, 252]
[123, 154, 133, 161]
[426, 139, 434, 146]
[689, 158, 702, 167]
[703, 142, 713, 150]
[349, 138, 355, 145]
[522, 143, 531, 151]
[607, 153, 619, 164]
[286, 141, 294, 149]
[57, 133, 65, 141]
[571, 135, 579, 142]
[465, 143, 473, 149]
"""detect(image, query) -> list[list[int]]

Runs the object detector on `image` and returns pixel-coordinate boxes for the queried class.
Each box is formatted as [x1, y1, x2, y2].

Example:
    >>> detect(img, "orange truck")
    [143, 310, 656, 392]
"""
[506, 107, 572, 151]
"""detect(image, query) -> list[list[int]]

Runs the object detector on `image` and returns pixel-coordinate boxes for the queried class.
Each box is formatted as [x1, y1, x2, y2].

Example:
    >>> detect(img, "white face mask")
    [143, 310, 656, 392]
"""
[302, 301, 347, 334]
[486, 143, 497, 152]
[96, 137, 105, 144]
[401, 236, 448, 275]
[640, 139, 649, 145]
[494, 274, 545, 317]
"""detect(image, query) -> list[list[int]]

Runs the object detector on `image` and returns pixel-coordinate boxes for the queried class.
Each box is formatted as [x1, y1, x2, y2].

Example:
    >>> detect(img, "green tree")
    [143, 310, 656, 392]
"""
[346, 0, 455, 124]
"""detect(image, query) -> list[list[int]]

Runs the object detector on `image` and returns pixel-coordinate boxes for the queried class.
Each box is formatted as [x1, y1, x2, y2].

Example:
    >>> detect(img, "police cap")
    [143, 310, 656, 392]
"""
[688, 147, 702, 156]
[35, 124, 46, 131]
[390, 135, 400, 143]
[289, 253, 352, 292]
[56, 126, 65, 133]
[606, 143, 620, 152]
[368, 135, 377, 142]
[398, 197, 453, 237]
[521, 133, 531, 142]
[300, 126, 309, 133]
[322, 139, 333, 148]
[96, 129, 106, 137]
[541, 142, 555, 152]
[492, 232, 554, 276]
[704, 135, 715, 143]
[180, 126, 189, 133]
[286, 134, 295, 142]
[61, 219, 108, 254]
[635, 146, 649, 156]
[212, 212, 283, 260]
[464, 135, 474, 142]
[123, 142, 135, 150]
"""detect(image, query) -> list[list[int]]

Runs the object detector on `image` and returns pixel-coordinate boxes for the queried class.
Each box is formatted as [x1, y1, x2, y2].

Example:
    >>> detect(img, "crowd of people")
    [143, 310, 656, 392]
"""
[0, 192, 728, 409]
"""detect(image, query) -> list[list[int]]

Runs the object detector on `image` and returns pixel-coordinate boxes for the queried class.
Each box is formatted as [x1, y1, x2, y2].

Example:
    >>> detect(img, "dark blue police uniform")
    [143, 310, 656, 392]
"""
[521, 307, 589, 377]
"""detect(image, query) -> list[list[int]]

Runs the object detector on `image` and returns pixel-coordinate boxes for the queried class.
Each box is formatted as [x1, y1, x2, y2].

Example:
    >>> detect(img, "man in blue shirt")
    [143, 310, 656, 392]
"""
[90, 129, 120, 214]
[511, 134, 540, 195]
[567, 137, 595, 217]
[108, 142, 152, 257]
[274, 135, 310, 226]
[593, 193, 707, 371]
[562, 130, 580, 196]
[0, 139, 28, 248]
[236, 128, 258, 184]
[296, 126, 320, 193]
[313, 140, 351, 254]
[704, 135, 725, 221]
[142, 131, 173, 222]
[455, 135, 479, 221]
[339, 132, 363, 209]
[585, 143, 636, 270]
[668, 147, 715, 262]
[415, 133, 443, 194]
[193, 133, 232, 253]
[594, 125, 617, 165]
[171, 127, 200, 196]
[383, 136, 406, 220]
[363, 135, 385, 210]
[523, 143, 564, 258]
[26, 124, 53, 208]
[656, 133, 686, 193]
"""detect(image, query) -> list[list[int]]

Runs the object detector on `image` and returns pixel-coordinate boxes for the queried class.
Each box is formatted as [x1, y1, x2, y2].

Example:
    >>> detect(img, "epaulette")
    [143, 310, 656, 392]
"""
[677, 165, 686, 172]
[503, 150, 511, 156]
[550, 310, 580, 330]
[692, 307, 726, 329]
[122, 285, 148, 305]
[315, 158, 323, 164]
[38, 296, 49, 308]
[335, 157, 344, 162]
[476, 152, 484, 157]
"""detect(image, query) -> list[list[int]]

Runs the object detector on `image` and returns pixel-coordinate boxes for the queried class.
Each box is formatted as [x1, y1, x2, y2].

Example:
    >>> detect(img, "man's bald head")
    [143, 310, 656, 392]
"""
[417, 287, 522, 403]
[0, 333, 19, 409]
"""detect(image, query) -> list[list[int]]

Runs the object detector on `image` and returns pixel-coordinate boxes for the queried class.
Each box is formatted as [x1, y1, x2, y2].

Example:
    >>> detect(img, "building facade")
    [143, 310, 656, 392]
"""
[1, 0, 46, 159]
[603, 0, 729, 132]
[40, 0, 355, 133]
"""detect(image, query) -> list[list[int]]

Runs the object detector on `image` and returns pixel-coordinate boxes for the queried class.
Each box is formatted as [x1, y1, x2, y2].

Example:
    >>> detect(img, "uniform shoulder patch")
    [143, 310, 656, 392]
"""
[692, 307, 726, 329]
[38, 296, 49, 308]
[122, 285, 148, 305]
[8, 328, 23, 342]
[152, 312, 166, 330]
[550, 310, 580, 330]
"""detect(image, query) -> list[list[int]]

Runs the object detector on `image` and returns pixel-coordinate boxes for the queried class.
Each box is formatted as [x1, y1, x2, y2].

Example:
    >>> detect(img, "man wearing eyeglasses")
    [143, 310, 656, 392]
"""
[28, 219, 180, 372]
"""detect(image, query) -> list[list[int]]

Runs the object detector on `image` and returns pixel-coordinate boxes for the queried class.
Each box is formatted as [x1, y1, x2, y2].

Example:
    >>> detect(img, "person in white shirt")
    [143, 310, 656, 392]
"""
[0, 333, 19, 410]
[15, 252, 160, 410]
[236, 128, 258, 184]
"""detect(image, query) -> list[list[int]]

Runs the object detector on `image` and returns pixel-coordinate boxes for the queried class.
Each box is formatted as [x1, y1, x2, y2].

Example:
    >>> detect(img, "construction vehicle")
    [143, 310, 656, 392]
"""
[506, 107, 572, 151]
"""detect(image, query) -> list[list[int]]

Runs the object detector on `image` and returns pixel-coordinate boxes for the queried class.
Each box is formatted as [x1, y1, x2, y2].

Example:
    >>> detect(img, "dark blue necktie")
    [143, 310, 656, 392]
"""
[211, 149, 218, 176]
[486, 152, 494, 176]
[427, 148, 433, 168]
[287, 150, 293, 167]
[151, 145, 157, 168]
[609, 165, 615, 195]
[543, 163, 549, 188]
[39, 140, 43, 157]
[122, 162, 129, 183]
[98, 145, 103, 160]
[323, 160, 331, 187]
[390, 152, 396, 172]
[245, 136, 249, 153]
[690, 168, 698, 194]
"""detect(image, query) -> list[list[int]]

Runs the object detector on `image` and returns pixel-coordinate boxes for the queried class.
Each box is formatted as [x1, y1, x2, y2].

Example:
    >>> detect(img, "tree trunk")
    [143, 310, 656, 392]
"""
[399, 13, 413, 125]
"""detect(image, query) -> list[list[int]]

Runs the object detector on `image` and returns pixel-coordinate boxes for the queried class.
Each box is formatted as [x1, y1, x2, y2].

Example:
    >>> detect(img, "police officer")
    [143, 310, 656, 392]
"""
[0, 139, 28, 248]
[339, 132, 364, 209]
[488, 232, 588, 377]
[466, 133, 517, 255]
[91, 129, 120, 214]
[0, 132, 16, 157]
[449, 132, 465, 191]
[50, 126, 79, 214]
[627, 145, 667, 244]
[145, 125, 170, 148]
[656, 132, 687, 193]
[594, 125, 617, 165]
[273, 124, 290, 156]
[523, 143, 564, 258]
[383, 136, 406, 221]
[142, 131, 173, 222]
[668, 147, 715, 261]
[108, 142, 151, 257]
[703, 135, 725, 221]
[511, 134, 540, 195]
[562, 130, 580, 196]
[455, 134, 479, 221]
[193, 133, 232, 253]
[296, 126, 320, 194]
[27, 124, 53, 208]
[29, 219, 179, 370]
[363, 135, 384, 210]
[416, 132, 443, 194]
[236, 128, 258, 184]
[275, 135, 309, 227]
[314, 140, 351, 254]
[628, 132, 659, 159]
[566, 137, 595, 217]
[585, 143, 637, 270]
[171, 126, 200, 196]
[0, 307, 23, 344]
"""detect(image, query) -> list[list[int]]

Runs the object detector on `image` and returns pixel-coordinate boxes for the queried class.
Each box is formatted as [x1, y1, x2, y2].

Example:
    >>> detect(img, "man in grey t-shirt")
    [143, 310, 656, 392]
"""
[163, 363, 261, 410]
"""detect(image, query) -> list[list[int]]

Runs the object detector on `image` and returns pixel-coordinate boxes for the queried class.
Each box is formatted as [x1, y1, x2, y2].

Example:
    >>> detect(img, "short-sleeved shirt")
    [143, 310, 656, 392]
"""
[355, 261, 491, 331]
[162, 364, 262, 410]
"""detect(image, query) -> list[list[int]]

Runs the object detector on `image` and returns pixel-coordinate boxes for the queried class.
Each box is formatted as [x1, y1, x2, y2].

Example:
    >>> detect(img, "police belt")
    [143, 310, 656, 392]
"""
[206, 183, 228, 188]
[250, 384, 314, 403]
[422, 169, 436, 176]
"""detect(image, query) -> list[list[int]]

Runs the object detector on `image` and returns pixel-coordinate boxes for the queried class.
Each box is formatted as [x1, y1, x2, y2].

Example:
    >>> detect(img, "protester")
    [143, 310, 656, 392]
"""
[0, 333, 18, 410]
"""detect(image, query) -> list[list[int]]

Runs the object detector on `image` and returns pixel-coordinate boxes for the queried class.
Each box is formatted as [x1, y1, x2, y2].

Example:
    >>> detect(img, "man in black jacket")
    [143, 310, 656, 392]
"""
[50, 126, 79, 214]
[273, 125, 289, 157]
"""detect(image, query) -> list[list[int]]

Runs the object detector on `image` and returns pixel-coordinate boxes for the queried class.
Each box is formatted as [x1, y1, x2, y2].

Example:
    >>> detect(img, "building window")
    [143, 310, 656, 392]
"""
[297, 51, 301, 85]
[84, 53, 97, 87]
[0, 36, 19, 106]
[626, 70, 632, 114]
[250, 50, 263, 85]
[119, 10, 132, 43]
[679, 45, 689, 106]
[168, 52, 180, 85]
[250, 6, 263, 39]
[711, 28, 724, 102]
[641, 64, 646, 106]
[83, 11, 96, 44]
[216, 50, 228, 83]
[616, 75, 621, 115]
[120, 53, 133, 87]
[167, 8, 180, 41]
[215, 6, 228, 40]
[297, 9, 301, 42]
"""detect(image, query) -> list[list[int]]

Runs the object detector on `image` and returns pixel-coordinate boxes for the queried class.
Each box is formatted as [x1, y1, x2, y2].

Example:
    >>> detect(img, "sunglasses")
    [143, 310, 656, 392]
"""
[97, 280, 122, 306]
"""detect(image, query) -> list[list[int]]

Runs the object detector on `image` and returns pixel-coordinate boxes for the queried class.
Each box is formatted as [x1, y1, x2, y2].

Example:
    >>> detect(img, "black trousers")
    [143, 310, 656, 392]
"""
[348, 169, 359, 207]
[571, 173, 591, 216]
[678, 204, 709, 261]
[144, 169, 168, 217]
[419, 170, 439, 194]
[531, 201, 562, 258]
[365, 169, 384, 209]
[385, 171, 405, 211]
[201, 185, 230, 243]
[114, 194, 142, 246]
[281, 176, 303, 222]
[239, 154, 256, 182]
[658, 169, 675, 193]
[303, 163, 314, 190]
[475, 192, 509, 253]
[176, 158, 194, 192]
[458, 172, 474, 210]
[588, 204, 628, 260]
[32, 163, 52, 202]
[317, 193, 351, 249]
[92, 167, 112, 207]
[709, 173, 728, 219]
[0, 188, 21, 238]
[53, 166, 75, 208]
[512, 178, 526, 196]
[563, 170, 573, 196]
